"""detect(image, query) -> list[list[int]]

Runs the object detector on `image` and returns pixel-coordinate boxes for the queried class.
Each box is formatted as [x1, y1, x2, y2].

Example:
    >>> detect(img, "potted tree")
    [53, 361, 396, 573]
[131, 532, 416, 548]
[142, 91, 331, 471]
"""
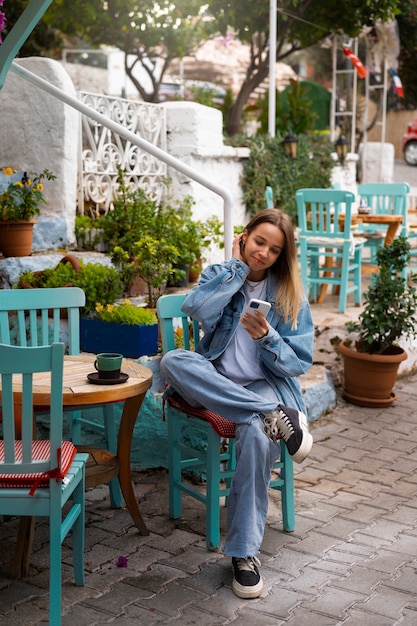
[0, 166, 56, 256]
[338, 236, 417, 407]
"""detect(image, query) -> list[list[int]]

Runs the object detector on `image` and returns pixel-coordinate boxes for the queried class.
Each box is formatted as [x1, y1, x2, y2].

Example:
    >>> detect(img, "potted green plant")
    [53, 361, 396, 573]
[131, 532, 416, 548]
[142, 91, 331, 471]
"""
[17, 256, 125, 315]
[0, 166, 56, 257]
[98, 169, 222, 304]
[80, 299, 159, 358]
[338, 236, 417, 407]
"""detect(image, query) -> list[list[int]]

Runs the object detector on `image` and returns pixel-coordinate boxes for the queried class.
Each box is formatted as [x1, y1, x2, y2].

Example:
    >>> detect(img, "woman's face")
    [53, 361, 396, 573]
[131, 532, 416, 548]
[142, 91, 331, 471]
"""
[241, 221, 285, 278]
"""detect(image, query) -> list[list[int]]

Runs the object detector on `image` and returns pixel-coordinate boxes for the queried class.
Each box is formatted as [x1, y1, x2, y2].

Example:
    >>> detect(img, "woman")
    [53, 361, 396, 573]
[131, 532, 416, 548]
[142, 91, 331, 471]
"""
[160, 208, 314, 599]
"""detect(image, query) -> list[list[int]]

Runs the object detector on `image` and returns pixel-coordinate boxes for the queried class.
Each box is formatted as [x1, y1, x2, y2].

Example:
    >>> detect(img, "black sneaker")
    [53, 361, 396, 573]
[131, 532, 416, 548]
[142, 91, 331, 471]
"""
[232, 556, 263, 599]
[264, 404, 313, 464]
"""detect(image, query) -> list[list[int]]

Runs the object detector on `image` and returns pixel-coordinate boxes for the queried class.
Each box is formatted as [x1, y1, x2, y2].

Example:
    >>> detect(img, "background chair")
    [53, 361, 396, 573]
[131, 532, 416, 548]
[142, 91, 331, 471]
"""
[0, 342, 88, 626]
[296, 188, 365, 313]
[357, 182, 410, 273]
[0, 287, 121, 507]
[157, 293, 295, 551]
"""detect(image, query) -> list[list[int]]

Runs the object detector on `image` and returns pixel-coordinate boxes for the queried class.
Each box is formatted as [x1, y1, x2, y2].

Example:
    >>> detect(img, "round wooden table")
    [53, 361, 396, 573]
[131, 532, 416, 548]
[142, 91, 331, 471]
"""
[11, 354, 153, 578]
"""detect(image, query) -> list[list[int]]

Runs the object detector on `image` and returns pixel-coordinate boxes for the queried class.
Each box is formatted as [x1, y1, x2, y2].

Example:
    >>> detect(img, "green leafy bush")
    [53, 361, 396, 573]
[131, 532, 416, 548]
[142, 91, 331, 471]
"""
[241, 132, 334, 221]
[346, 237, 417, 354]
[95, 300, 158, 325]
[18, 260, 124, 315]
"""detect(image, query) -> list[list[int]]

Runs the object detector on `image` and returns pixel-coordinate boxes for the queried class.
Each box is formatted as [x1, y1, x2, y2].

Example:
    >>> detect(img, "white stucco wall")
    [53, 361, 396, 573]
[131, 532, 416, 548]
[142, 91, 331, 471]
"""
[0, 57, 79, 249]
[162, 101, 250, 264]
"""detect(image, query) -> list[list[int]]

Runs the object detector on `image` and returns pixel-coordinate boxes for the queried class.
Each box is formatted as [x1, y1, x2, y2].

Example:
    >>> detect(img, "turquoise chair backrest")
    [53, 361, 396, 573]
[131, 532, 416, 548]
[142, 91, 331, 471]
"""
[357, 182, 410, 236]
[0, 342, 64, 472]
[296, 188, 356, 239]
[0, 287, 85, 353]
[156, 293, 200, 354]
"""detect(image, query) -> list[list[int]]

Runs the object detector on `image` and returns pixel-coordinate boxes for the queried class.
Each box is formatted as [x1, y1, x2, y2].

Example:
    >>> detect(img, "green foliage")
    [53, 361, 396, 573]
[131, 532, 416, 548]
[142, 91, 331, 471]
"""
[2, 0, 63, 56]
[397, 0, 417, 108]
[75, 263, 125, 314]
[257, 80, 319, 135]
[346, 237, 417, 354]
[241, 133, 333, 221]
[95, 301, 158, 326]
[47, 0, 215, 102]
[100, 170, 222, 305]
[75, 214, 103, 251]
[18, 260, 124, 315]
[0, 168, 56, 221]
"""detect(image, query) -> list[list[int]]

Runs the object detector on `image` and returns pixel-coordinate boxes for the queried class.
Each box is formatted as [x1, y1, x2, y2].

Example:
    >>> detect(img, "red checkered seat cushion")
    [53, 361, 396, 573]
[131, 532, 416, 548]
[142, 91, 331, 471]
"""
[0, 440, 77, 493]
[168, 392, 236, 438]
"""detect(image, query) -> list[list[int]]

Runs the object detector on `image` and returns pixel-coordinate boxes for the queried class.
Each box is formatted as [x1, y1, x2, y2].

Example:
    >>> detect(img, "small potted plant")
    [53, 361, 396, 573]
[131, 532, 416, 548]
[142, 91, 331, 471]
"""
[0, 166, 56, 257]
[17, 257, 125, 315]
[338, 236, 417, 407]
[80, 299, 159, 358]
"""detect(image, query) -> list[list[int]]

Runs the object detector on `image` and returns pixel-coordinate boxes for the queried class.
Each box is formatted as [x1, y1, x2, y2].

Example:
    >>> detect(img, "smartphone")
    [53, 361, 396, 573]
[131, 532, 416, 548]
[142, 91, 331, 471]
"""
[243, 298, 271, 318]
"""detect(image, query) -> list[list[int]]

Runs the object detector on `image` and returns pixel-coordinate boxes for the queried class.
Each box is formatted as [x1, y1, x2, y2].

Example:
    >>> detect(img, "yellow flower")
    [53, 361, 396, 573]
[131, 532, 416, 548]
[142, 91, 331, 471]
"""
[105, 304, 114, 313]
[14, 181, 23, 188]
[95, 303, 104, 313]
[37, 183, 44, 192]
[3, 167, 13, 176]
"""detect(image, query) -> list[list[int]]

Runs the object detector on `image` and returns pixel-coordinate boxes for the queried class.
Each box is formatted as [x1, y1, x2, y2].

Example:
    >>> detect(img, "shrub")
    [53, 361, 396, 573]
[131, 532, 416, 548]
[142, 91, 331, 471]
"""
[241, 133, 334, 221]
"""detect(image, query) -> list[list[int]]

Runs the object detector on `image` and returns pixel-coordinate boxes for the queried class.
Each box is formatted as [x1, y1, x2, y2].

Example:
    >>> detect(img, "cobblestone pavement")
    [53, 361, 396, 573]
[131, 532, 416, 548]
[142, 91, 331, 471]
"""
[0, 160, 416, 625]
[1, 369, 417, 625]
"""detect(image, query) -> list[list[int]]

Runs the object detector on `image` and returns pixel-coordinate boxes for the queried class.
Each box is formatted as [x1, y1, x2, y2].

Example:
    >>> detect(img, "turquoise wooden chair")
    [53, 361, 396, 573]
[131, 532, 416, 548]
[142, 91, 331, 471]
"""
[296, 188, 365, 313]
[265, 185, 274, 208]
[157, 293, 295, 551]
[357, 182, 410, 274]
[0, 342, 88, 626]
[0, 287, 121, 507]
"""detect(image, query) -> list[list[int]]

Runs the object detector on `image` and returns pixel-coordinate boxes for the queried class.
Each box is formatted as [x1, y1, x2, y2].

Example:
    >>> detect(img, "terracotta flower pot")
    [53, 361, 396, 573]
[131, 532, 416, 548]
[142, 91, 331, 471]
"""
[338, 340, 407, 408]
[0, 220, 35, 257]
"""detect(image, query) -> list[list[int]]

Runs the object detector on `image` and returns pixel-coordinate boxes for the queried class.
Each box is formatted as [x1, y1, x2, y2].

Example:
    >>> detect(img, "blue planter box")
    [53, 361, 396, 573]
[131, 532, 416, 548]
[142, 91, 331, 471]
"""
[80, 318, 159, 358]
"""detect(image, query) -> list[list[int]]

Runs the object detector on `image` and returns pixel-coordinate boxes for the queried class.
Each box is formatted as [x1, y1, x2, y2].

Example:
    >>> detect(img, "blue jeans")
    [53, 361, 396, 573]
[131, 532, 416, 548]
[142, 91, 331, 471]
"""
[160, 349, 280, 557]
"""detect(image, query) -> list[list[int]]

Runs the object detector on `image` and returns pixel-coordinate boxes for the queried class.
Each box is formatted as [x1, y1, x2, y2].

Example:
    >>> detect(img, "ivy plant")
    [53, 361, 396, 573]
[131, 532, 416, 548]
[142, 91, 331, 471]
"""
[241, 132, 334, 222]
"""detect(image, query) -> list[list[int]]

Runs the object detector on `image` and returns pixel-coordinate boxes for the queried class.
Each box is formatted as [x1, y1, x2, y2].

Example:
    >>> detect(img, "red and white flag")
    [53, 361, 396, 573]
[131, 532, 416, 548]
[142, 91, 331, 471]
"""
[342, 47, 367, 79]
[390, 69, 404, 98]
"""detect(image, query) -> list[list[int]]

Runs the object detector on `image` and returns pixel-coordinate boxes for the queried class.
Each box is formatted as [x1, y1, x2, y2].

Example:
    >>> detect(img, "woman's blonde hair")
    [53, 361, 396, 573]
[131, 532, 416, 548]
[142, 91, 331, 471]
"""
[244, 208, 304, 328]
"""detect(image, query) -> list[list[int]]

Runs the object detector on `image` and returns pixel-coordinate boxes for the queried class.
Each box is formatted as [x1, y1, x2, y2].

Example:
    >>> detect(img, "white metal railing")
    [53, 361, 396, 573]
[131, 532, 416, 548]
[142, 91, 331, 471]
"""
[10, 61, 234, 258]
[78, 92, 167, 213]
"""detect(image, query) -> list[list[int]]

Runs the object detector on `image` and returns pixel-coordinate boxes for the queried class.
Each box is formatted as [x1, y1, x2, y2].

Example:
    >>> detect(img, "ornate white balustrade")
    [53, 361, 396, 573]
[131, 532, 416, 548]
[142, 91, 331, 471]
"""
[78, 92, 167, 214]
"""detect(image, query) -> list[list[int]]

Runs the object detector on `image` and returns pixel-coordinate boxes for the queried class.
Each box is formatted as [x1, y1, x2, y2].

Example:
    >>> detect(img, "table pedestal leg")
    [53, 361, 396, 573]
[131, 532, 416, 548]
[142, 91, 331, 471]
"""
[118, 392, 149, 536]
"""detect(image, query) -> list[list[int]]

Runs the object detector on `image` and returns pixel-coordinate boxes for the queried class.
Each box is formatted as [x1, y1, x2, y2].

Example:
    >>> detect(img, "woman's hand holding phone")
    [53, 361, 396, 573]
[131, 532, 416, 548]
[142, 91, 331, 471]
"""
[241, 299, 271, 339]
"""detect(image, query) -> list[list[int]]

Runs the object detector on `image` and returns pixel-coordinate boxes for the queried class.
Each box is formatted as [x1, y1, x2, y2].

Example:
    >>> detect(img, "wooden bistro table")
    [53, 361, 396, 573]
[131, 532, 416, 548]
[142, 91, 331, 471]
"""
[317, 212, 404, 304]
[6, 354, 153, 578]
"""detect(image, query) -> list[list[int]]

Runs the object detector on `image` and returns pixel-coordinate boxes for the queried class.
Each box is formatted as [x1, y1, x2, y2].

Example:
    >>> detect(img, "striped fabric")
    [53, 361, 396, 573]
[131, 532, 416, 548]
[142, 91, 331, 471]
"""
[168, 392, 236, 438]
[0, 440, 77, 494]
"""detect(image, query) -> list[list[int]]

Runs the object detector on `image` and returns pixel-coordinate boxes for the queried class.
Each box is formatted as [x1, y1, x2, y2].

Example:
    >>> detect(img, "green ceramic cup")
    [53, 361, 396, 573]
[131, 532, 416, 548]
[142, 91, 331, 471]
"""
[94, 353, 123, 379]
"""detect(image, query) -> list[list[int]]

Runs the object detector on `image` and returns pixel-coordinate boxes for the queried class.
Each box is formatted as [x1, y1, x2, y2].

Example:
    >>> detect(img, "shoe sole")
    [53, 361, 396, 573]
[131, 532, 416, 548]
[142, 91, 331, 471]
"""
[289, 411, 313, 463]
[290, 429, 313, 464]
[232, 577, 263, 599]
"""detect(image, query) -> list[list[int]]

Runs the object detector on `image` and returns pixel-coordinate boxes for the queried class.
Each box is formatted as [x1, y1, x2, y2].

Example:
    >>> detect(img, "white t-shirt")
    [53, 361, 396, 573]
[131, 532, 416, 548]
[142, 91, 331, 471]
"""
[214, 279, 267, 385]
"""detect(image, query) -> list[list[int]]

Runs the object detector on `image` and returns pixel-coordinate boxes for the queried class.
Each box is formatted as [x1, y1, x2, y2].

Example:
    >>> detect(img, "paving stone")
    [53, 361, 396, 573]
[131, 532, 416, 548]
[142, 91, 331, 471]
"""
[81, 580, 153, 616]
[2, 365, 417, 625]
[333, 608, 394, 625]
[352, 585, 415, 620]
[137, 580, 206, 617]
[301, 587, 366, 620]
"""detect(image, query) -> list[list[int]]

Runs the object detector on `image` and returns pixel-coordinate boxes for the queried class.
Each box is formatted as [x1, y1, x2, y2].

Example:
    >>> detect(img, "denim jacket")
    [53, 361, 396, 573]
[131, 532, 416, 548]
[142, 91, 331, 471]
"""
[182, 257, 314, 412]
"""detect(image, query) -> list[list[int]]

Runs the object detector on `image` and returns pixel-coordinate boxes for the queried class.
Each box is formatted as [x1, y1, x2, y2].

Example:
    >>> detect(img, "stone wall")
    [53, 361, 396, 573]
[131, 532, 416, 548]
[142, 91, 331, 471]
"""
[0, 57, 79, 250]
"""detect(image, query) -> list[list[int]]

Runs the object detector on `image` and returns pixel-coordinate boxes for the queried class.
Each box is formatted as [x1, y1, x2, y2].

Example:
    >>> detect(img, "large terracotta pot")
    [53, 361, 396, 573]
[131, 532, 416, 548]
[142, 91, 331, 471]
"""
[338, 340, 407, 408]
[0, 220, 35, 257]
